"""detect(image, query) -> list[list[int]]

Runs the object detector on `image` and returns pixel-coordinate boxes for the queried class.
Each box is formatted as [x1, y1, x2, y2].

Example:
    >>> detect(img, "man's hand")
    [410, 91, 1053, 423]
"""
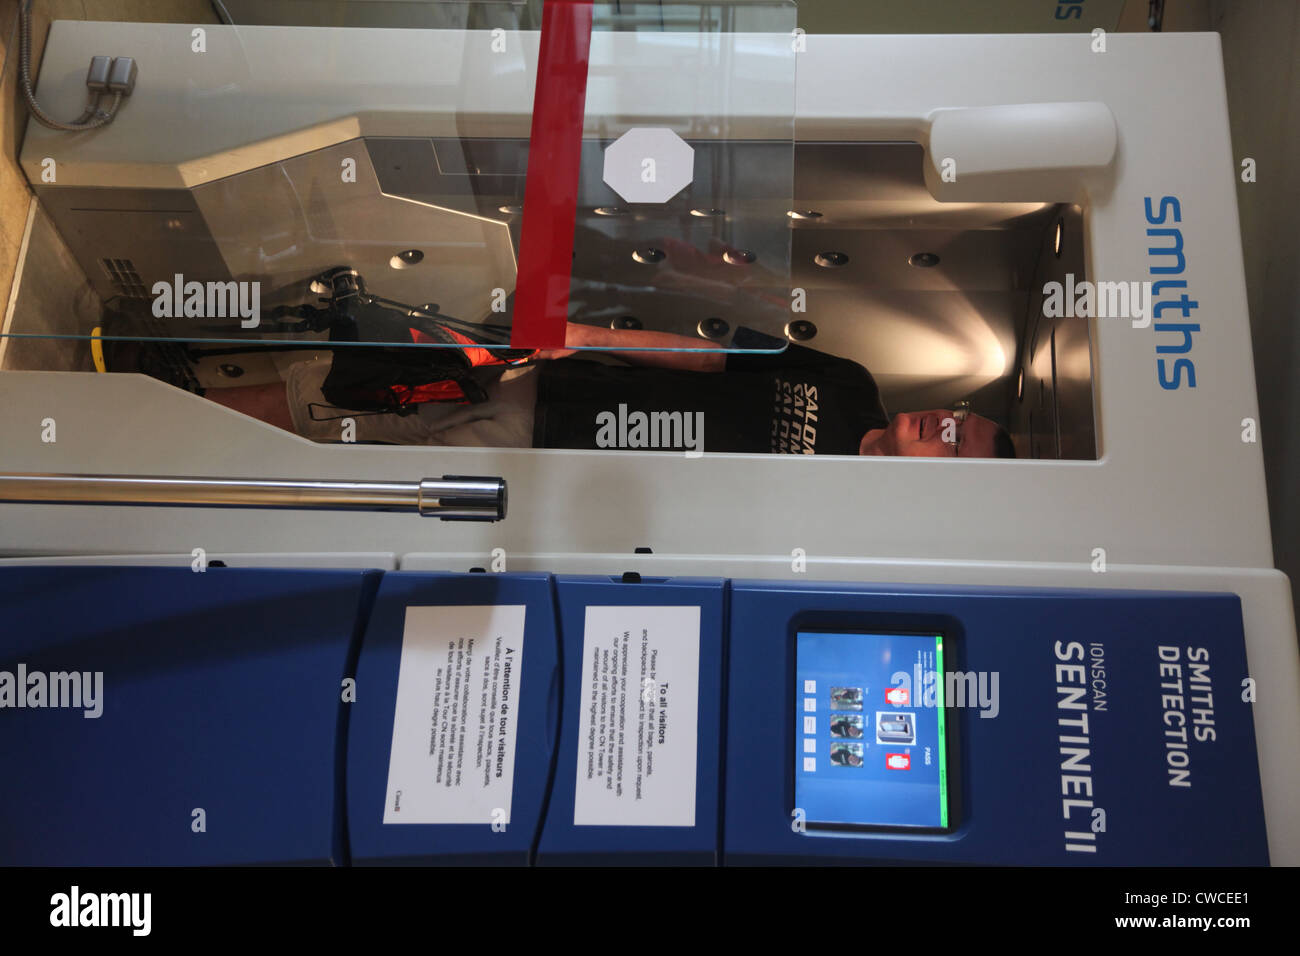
[532, 346, 579, 361]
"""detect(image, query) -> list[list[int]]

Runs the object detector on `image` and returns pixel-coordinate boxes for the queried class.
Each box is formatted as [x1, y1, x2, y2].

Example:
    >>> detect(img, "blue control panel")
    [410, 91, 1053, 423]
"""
[0, 565, 378, 866]
[0, 568, 1270, 866]
[725, 581, 1268, 865]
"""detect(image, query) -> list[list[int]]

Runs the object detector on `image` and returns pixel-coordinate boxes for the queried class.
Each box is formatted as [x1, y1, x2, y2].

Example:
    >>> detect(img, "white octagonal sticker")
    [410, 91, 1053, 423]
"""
[602, 128, 695, 204]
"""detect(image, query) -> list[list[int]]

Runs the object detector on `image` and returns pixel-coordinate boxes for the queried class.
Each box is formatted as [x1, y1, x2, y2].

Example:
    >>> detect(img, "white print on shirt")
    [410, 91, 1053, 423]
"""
[771, 378, 818, 454]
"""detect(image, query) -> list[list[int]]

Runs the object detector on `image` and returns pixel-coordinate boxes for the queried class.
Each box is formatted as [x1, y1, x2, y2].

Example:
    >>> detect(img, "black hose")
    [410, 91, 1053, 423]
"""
[18, 2, 123, 131]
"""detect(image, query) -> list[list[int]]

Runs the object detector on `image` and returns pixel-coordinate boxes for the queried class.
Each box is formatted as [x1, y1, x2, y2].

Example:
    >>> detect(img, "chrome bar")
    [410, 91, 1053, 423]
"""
[0, 473, 506, 521]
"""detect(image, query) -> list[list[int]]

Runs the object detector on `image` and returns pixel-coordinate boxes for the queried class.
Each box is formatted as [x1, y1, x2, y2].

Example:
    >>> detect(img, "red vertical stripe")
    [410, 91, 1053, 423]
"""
[510, 0, 594, 349]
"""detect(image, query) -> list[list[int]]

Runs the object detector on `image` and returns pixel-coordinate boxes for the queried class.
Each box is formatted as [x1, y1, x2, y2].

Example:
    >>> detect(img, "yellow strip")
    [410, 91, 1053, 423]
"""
[90, 326, 107, 373]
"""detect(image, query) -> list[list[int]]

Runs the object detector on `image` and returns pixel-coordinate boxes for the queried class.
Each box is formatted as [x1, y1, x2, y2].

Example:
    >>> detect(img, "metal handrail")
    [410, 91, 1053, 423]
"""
[0, 473, 506, 521]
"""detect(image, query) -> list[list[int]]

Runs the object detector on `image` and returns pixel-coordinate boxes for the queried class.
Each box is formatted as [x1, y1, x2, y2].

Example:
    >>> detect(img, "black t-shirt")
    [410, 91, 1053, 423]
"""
[533, 327, 889, 454]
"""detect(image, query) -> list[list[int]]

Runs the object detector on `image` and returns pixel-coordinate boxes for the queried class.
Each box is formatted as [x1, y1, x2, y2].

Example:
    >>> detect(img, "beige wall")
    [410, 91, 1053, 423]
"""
[0, 0, 216, 318]
[0, 0, 27, 316]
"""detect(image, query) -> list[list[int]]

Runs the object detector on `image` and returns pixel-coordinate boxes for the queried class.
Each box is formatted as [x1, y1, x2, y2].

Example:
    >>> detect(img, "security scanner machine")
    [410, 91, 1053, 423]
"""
[0, 3, 1295, 866]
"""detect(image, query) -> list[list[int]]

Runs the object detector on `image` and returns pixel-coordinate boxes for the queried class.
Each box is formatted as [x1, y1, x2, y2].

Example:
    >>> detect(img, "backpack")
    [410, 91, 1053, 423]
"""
[318, 318, 536, 419]
[97, 268, 538, 417]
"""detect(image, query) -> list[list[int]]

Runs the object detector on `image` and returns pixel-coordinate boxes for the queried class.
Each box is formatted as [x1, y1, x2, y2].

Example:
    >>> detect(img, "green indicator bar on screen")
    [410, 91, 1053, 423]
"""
[935, 635, 948, 829]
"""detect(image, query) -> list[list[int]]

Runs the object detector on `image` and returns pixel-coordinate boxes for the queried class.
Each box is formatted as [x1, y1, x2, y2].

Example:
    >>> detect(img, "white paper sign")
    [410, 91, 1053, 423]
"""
[383, 605, 526, 825]
[573, 605, 700, 827]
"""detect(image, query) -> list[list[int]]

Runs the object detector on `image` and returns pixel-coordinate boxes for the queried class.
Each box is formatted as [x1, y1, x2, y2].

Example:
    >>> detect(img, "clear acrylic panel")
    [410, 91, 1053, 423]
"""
[569, 1, 797, 352]
[5, 0, 796, 365]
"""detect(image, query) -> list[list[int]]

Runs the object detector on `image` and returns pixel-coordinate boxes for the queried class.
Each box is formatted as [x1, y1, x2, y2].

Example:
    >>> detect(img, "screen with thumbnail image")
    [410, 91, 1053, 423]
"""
[794, 631, 950, 830]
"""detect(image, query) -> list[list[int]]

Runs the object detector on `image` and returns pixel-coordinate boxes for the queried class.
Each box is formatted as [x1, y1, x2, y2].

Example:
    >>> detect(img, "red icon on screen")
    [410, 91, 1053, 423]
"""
[886, 753, 911, 770]
[885, 687, 909, 706]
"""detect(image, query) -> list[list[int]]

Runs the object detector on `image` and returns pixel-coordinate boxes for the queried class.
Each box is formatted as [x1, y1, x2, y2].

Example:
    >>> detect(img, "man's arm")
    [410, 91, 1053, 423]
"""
[535, 322, 726, 372]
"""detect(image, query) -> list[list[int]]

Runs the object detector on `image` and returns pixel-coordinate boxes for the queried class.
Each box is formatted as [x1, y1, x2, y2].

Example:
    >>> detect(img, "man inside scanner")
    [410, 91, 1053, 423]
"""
[135, 320, 1017, 458]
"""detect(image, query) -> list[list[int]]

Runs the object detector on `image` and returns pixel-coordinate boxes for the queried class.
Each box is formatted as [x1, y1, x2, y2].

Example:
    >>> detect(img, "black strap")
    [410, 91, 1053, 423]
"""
[306, 402, 416, 423]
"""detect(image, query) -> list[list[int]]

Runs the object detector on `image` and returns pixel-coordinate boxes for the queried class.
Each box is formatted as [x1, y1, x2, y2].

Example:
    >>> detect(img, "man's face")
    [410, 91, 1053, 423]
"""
[858, 410, 1002, 458]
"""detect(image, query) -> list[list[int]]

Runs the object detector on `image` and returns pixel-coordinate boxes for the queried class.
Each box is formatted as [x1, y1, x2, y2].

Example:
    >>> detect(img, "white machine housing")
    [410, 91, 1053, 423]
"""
[1, 24, 1295, 862]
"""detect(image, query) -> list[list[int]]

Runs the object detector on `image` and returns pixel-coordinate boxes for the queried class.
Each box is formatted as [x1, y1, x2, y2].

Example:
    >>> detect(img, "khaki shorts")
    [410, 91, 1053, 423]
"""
[283, 356, 538, 446]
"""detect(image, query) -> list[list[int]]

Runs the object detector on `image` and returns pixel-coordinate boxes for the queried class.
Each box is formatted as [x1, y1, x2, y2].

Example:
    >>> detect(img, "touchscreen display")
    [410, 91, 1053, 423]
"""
[794, 631, 950, 830]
